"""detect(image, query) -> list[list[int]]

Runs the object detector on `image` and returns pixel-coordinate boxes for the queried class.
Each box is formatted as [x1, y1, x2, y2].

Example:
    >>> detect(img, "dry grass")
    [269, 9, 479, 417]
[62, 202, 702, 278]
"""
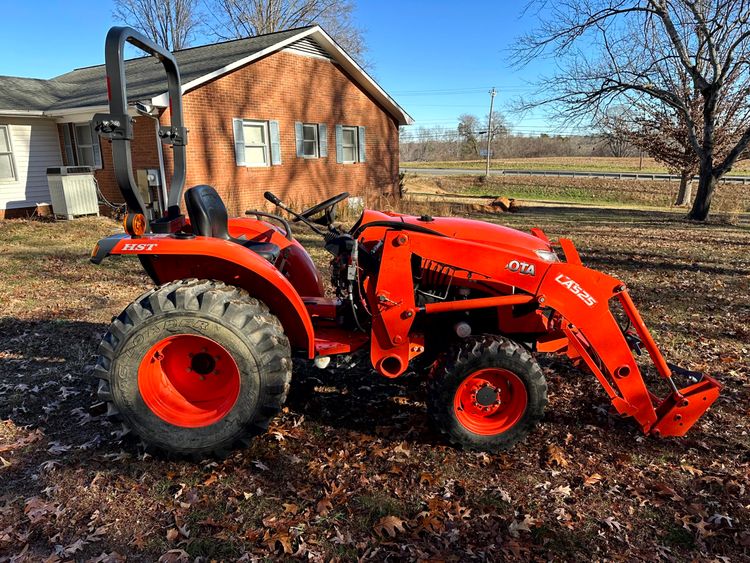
[0, 207, 748, 561]
[403, 156, 750, 175]
[402, 173, 750, 216]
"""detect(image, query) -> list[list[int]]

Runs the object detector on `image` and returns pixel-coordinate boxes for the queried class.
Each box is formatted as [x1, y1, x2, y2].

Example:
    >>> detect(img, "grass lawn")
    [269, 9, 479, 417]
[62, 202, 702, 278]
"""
[403, 173, 750, 213]
[402, 156, 750, 176]
[0, 208, 748, 561]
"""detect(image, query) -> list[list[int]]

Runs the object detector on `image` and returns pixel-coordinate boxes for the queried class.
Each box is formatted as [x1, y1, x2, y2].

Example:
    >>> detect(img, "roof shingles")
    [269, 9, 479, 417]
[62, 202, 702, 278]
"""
[0, 27, 312, 112]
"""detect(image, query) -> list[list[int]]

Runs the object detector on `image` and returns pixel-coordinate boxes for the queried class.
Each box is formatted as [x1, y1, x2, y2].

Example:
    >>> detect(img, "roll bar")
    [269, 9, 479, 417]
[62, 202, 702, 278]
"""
[93, 26, 188, 232]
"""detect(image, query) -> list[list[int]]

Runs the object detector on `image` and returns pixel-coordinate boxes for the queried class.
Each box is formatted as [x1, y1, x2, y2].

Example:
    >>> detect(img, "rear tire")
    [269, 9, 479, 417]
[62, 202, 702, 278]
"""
[428, 335, 547, 452]
[94, 279, 292, 457]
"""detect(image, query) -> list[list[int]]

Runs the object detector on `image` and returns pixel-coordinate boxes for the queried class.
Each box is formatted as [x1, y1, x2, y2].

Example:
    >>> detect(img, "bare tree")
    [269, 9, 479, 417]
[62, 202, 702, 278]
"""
[207, 0, 367, 63]
[457, 114, 481, 158]
[514, 0, 750, 220]
[595, 107, 634, 158]
[114, 0, 200, 50]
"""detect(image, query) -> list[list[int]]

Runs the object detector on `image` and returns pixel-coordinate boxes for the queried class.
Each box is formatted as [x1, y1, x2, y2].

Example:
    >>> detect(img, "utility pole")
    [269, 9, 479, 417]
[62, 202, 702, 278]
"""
[485, 87, 497, 178]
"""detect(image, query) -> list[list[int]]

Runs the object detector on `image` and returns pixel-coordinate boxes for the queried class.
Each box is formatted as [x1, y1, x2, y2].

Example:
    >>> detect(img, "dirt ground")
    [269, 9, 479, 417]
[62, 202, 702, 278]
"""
[0, 204, 749, 561]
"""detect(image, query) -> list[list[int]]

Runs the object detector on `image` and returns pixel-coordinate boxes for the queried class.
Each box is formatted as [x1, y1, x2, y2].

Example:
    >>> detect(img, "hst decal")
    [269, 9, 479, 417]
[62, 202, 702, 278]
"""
[122, 243, 159, 251]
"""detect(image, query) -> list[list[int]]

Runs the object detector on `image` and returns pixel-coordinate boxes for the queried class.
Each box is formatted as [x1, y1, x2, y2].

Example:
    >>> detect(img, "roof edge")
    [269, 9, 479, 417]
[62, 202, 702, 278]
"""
[306, 27, 413, 126]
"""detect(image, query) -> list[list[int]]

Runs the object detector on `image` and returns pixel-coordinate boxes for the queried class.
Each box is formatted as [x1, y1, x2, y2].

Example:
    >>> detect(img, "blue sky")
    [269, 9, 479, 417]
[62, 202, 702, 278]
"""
[0, 0, 557, 133]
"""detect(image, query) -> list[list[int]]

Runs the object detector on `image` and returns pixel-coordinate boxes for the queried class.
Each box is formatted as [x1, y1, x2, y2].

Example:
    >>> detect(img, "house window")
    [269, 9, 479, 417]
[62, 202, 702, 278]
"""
[0, 125, 15, 181]
[242, 121, 270, 166]
[295, 122, 327, 159]
[233, 118, 281, 167]
[64, 122, 102, 168]
[341, 126, 359, 163]
[76, 123, 100, 167]
[302, 124, 318, 158]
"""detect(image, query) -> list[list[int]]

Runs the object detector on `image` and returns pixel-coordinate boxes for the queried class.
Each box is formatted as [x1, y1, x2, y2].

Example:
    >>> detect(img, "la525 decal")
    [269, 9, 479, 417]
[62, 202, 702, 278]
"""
[555, 274, 597, 307]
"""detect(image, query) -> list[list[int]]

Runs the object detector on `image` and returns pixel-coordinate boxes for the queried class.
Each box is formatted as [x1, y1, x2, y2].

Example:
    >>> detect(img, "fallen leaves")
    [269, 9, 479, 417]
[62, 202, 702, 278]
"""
[551, 484, 572, 498]
[508, 514, 537, 538]
[680, 463, 704, 476]
[0, 427, 43, 454]
[316, 497, 333, 517]
[546, 444, 570, 467]
[282, 502, 299, 515]
[1, 214, 749, 561]
[23, 497, 57, 525]
[373, 515, 407, 538]
[263, 529, 293, 554]
[602, 516, 624, 532]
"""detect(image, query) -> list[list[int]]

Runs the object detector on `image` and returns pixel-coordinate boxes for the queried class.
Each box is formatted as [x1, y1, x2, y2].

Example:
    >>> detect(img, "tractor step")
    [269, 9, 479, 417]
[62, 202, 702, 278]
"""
[314, 326, 369, 357]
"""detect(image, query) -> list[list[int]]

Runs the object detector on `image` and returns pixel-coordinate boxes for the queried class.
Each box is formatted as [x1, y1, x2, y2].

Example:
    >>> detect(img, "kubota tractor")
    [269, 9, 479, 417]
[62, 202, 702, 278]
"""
[90, 27, 720, 457]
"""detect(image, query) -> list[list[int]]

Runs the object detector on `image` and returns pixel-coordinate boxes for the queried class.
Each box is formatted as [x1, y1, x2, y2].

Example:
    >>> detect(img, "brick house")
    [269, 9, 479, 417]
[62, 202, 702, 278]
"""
[0, 26, 412, 218]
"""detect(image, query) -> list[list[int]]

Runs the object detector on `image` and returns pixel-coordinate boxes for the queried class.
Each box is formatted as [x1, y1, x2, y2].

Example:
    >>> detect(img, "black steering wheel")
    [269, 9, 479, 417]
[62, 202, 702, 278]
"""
[293, 192, 349, 223]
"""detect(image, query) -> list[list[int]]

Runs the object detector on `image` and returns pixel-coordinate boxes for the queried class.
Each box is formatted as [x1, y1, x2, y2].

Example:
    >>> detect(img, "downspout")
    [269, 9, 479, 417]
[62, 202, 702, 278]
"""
[153, 116, 168, 212]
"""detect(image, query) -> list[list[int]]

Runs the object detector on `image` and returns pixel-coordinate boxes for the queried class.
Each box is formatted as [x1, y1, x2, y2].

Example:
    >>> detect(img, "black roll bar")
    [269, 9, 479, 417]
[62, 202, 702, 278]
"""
[93, 26, 188, 232]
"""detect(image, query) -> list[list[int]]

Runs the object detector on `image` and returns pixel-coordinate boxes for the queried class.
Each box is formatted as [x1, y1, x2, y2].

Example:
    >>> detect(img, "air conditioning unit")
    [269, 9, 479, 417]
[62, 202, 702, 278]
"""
[46, 166, 100, 219]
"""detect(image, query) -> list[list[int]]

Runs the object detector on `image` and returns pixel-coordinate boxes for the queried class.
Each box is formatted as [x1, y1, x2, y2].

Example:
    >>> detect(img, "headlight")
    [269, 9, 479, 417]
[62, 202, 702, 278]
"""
[535, 249, 559, 262]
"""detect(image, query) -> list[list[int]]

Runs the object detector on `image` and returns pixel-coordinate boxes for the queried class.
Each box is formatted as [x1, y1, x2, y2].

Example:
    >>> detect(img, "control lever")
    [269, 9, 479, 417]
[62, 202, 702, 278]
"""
[263, 191, 326, 236]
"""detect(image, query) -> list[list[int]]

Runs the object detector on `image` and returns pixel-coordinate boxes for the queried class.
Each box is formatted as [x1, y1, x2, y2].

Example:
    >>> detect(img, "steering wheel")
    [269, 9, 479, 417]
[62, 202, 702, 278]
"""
[293, 192, 349, 223]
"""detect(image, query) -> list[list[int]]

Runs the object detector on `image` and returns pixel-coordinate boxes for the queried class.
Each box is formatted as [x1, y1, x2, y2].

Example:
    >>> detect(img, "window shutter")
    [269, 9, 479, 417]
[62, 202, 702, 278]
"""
[335, 125, 343, 164]
[357, 126, 366, 162]
[62, 124, 75, 165]
[232, 118, 245, 166]
[295, 122, 304, 157]
[90, 121, 103, 169]
[269, 120, 281, 165]
[318, 123, 328, 158]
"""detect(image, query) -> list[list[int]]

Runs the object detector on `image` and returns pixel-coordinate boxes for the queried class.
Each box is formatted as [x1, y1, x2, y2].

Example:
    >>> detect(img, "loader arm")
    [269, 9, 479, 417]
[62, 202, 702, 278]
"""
[535, 246, 721, 437]
[364, 228, 720, 438]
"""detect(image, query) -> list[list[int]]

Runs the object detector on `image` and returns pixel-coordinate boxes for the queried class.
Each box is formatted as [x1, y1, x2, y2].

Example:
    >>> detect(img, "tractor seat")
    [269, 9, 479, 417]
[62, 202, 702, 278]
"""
[184, 185, 281, 263]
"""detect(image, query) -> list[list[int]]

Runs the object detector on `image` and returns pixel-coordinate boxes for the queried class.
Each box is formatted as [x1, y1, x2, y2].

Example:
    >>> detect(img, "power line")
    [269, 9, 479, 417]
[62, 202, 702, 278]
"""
[392, 87, 537, 96]
[390, 86, 495, 94]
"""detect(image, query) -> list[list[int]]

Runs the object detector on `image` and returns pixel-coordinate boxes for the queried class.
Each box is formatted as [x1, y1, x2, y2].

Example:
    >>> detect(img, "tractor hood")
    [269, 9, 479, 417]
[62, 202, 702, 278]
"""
[357, 210, 554, 258]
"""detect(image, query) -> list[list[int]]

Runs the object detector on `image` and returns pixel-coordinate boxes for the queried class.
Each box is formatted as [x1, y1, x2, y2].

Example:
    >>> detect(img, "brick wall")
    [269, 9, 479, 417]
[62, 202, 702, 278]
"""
[151, 50, 400, 215]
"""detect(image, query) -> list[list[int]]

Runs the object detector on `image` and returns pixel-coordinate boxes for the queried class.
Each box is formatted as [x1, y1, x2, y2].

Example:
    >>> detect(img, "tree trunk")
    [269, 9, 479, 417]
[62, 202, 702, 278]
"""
[674, 171, 693, 206]
[687, 166, 718, 221]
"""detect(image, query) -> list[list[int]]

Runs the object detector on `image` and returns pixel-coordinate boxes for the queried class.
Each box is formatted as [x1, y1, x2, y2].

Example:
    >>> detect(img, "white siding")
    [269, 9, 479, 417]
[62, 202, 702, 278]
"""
[0, 117, 62, 210]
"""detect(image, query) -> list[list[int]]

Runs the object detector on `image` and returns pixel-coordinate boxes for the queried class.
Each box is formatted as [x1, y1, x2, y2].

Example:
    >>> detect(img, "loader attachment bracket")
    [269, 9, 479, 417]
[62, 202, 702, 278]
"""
[651, 373, 721, 437]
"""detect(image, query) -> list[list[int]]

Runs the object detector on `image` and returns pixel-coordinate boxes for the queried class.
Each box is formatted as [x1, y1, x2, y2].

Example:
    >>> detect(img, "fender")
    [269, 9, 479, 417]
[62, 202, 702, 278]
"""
[91, 233, 316, 357]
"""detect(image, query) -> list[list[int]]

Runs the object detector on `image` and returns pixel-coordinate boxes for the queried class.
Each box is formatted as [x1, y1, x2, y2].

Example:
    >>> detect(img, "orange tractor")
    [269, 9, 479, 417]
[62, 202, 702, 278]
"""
[91, 27, 720, 456]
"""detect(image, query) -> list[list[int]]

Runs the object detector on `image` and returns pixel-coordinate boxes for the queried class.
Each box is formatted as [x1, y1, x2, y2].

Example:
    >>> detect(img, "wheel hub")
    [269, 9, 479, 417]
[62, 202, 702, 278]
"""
[453, 368, 528, 436]
[138, 334, 240, 428]
[475, 384, 500, 407]
[190, 351, 217, 376]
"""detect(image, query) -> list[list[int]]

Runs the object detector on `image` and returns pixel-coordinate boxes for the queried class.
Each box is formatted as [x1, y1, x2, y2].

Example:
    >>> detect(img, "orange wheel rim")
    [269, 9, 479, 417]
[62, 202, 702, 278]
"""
[453, 368, 528, 435]
[138, 334, 240, 427]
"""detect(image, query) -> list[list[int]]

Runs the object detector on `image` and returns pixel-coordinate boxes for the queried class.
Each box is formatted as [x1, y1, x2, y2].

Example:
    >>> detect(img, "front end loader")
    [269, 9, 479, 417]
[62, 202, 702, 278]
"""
[89, 26, 720, 457]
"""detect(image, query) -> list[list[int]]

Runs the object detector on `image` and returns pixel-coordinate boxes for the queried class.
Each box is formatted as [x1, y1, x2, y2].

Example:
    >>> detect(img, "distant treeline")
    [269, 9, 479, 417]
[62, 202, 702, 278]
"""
[399, 128, 634, 161]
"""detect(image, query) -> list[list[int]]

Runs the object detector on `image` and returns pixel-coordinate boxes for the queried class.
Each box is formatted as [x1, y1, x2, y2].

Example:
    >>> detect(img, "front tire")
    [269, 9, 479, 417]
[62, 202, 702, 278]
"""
[428, 335, 547, 452]
[94, 279, 292, 457]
